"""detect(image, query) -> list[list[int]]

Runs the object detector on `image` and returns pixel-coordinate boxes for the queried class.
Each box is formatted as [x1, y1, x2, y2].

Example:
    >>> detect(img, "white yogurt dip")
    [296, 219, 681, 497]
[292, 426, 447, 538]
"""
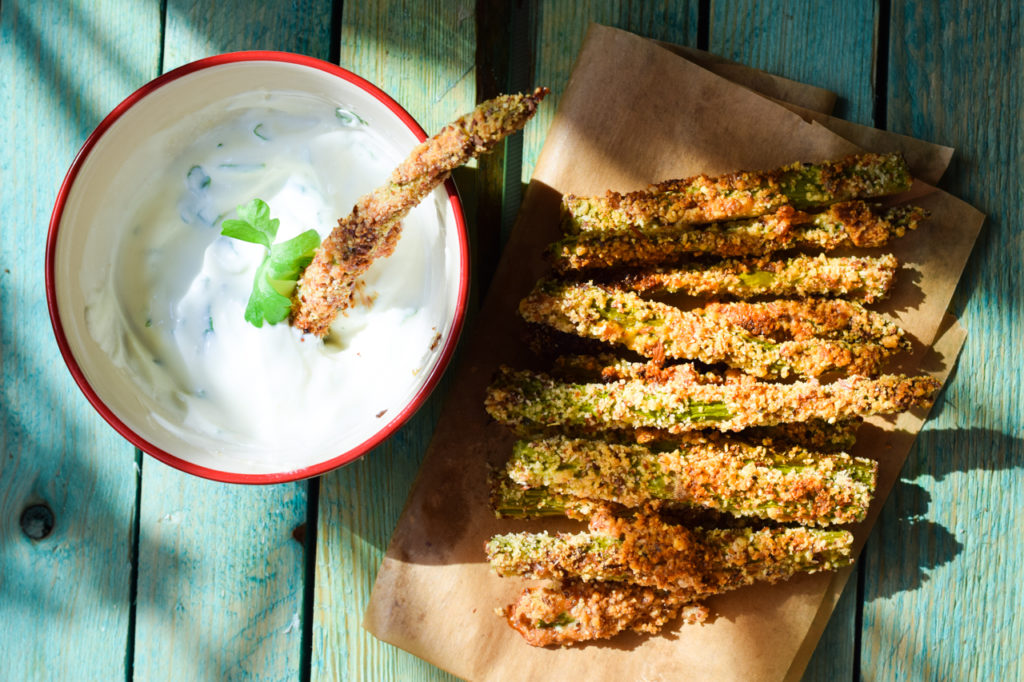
[84, 92, 450, 467]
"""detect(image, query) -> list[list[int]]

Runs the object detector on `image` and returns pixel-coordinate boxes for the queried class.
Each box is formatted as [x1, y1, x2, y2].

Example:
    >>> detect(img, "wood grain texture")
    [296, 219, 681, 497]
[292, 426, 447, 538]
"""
[133, 461, 307, 680]
[334, 0, 476, 134]
[709, 0, 878, 125]
[521, 1, 701, 180]
[0, 1, 159, 679]
[707, 5, 878, 678]
[162, 0, 332, 71]
[863, 2, 1023, 680]
[130, 2, 331, 680]
[312, 2, 474, 680]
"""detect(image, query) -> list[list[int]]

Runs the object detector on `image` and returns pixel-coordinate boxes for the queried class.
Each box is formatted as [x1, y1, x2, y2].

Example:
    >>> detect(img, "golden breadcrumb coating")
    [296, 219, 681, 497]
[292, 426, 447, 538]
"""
[291, 88, 547, 336]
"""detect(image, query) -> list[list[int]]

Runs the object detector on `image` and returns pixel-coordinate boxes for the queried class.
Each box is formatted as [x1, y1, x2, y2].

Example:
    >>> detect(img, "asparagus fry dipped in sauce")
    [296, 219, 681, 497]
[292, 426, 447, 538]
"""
[291, 88, 548, 336]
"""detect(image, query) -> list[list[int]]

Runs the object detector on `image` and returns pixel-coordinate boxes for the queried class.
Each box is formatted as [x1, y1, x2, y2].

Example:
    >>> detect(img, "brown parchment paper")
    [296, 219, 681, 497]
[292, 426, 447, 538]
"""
[364, 24, 985, 681]
[657, 43, 838, 115]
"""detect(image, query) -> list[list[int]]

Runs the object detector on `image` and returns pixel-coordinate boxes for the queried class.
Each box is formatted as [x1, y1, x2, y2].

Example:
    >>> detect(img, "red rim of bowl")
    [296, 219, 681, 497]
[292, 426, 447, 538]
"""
[45, 51, 469, 485]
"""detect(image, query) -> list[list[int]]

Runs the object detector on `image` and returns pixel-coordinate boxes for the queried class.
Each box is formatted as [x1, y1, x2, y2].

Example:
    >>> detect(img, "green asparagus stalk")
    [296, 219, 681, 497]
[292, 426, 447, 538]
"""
[519, 280, 903, 377]
[491, 477, 576, 519]
[506, 436, 876, 526]
[551, 202, 923, 271]
[484, 365, 940, 433]
[563, 153, 912, 233]
[486, 510, 853, 591]
[621, 253, 898, 302]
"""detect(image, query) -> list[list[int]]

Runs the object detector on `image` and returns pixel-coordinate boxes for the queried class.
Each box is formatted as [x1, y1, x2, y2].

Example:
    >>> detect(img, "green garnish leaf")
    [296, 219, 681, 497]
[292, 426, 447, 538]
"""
[220, 198, 279, 247]
[244, 257, 293, 327]
[267, 230, 320, 280]
[221, 200, 321, 327]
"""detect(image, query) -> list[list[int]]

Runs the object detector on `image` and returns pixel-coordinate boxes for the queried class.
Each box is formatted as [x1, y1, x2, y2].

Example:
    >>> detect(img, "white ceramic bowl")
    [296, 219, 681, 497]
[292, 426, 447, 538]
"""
[46, 52, 468, 483]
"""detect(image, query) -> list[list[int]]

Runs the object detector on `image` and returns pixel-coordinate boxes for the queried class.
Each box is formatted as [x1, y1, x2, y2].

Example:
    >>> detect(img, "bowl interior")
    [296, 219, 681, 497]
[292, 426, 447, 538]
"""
[50, 57, 467, 481]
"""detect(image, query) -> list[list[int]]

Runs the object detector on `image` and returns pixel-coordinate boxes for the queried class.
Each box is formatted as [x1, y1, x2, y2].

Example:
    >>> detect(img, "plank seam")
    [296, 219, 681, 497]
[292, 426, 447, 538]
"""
[125, 450, 143, 681]
[697, 0, 710, 51]
[156, 0, 167, 75]
[329, 0, 343, 65]
[473, 0, 514, 295]
[852, 553, 866, 682]
[873, 0, 891, 130]
[126, 5, 167, 676]
[300, 476, 321, 682]
[501, 0, 534, 240]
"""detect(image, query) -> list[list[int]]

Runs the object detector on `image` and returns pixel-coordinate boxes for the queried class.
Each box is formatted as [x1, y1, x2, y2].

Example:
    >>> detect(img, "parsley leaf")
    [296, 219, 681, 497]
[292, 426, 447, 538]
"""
[220, 199, 320, 328]
[221, 198, 279, 248]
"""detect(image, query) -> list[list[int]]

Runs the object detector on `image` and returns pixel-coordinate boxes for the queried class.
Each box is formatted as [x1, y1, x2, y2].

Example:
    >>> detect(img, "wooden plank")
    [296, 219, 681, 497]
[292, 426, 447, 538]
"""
[0, 1, 160, 679]
[133, 461, 308, 680]
[130, 1, 331, 679]
[312, 2, 475, 680]
[706, 3, 879, 679]
[162, 0, 332, 70]
[522, 1, 701, 180]
[863, 2, 1023, 680]
[333, 0, 477, 133]
[709, 0, 877, 125]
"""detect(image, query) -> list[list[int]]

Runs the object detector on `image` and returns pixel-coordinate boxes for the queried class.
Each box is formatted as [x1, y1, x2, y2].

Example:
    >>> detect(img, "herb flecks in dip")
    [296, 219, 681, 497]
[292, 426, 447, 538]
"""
[85, 92, 449, 465]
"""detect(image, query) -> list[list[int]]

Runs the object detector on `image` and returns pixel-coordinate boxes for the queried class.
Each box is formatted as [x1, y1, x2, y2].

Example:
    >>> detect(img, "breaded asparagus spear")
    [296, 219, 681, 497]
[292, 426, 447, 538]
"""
[506, 436, 876, 526]
[292, 88, 547, 336]
[491, 479, 845, 533]
[519, 280, 904, 377]
[563, 152, 912, 233]
[548, 355, 863, 451]
[502, 580, 707, 647]
[621, 253, 898, 302]
[486, 507, 853, 591]
[551, 202, 923, 271]
[484, 365, 940, 433]
[699, 299, 908, 347]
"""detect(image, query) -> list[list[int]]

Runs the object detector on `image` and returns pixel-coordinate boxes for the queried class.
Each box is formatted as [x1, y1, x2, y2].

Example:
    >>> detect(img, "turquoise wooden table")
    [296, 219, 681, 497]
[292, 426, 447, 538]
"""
[2, 1, 1020, 680]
